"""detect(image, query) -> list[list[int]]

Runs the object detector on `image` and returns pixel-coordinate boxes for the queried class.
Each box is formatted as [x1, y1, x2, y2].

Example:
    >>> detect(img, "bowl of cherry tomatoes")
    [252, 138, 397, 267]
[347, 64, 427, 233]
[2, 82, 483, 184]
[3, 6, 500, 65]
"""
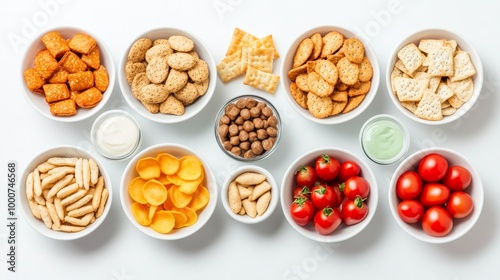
[280, 147, 378, 243]
[389, 147, 483, 243]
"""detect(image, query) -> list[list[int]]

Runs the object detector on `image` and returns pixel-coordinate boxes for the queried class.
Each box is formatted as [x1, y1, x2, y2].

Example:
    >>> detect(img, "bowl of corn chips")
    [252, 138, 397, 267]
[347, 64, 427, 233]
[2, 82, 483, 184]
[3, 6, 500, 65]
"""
[19, 145, 112, 240]
[387, 29, 483, 125]
[21, 27, 115, 122]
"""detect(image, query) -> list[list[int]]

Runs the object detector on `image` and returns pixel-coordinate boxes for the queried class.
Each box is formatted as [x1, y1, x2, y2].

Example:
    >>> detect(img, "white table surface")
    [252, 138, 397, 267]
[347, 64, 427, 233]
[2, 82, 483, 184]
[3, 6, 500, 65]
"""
[1, 0, 499, 279]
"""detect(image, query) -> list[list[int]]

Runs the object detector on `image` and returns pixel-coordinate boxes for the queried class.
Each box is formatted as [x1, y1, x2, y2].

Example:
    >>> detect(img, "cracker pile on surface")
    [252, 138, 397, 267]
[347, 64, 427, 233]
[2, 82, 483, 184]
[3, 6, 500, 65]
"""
[391, 39, 476, 121]
[217, 28, 280, 94]
[287, 31, 373, 119]
[125, 35, 210, 116]
[23, 31, 110, 117]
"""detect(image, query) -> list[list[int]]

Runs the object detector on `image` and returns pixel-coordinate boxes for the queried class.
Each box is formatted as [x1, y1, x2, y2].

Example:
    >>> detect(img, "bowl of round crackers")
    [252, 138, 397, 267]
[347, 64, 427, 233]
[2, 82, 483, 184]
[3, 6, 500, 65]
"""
[19, 145, 112, 240]
[280, 25, 380, 124]
[21, 26, 115, 122]
[119, 27, 217, 124]
[387, 29, 483, 125]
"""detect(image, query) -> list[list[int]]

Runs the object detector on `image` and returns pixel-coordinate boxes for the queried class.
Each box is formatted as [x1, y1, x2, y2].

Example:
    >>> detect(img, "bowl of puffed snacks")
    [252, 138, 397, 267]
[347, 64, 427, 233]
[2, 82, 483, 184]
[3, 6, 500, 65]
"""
[20, 145, 112, 240]
[120, 143, 217, 240]
[21, 27, 115, 122]
[387, 29, 483, 125]
[119, 27, 217, 124]
[281, 25, 380, 124]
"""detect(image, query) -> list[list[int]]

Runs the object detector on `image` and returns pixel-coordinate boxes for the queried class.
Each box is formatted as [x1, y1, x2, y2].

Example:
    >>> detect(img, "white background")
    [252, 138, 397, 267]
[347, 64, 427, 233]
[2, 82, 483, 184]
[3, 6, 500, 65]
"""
[1, 0, 499, 279]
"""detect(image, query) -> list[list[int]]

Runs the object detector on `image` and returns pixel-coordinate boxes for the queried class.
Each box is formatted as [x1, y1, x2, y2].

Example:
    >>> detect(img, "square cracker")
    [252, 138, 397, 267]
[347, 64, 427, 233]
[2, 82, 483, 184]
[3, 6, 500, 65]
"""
[248, 34, 279, 59]
[450, 51, 476, 82]
[217, 50, 246, 82]
[435, 82, 454, 103]
[427, 46, 454, 77]
[243, 47, 274, 73]
[225, 28, 258, 56]
[397, 43, 425, 74]
[418, 39, 444, 54]
[243, 66, 279, 94]
[394, 77, 429, 102]
[447, 77, 474, 102]
[395, 59, 414, 77]
[414, 90, 443, 121]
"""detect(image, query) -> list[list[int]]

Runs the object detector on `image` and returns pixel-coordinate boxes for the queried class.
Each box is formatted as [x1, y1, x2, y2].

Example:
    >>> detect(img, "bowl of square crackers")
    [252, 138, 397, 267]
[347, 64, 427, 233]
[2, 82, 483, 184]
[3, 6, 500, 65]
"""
[21, 27, 115, 122]
[119, 28, 216, 124]
[281, 26, 380, 124]
[387, 29, 483, 125]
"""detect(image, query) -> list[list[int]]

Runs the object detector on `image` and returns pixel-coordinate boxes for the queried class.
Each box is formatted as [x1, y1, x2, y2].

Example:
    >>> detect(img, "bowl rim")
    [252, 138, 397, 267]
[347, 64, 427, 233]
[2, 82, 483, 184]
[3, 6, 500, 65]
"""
[385, 28, 484, 125]
[280, 146, 378, 242]
[20, 26, 116, 123]
[19, 144, 113, 240]
[280, 25, 380, 125]
[119, 143, 218, 240]
[388, 146, 484, 243]
[214, 94, 282, 162]
[220, 165, 279, 224]
[118, 27, 217, 124]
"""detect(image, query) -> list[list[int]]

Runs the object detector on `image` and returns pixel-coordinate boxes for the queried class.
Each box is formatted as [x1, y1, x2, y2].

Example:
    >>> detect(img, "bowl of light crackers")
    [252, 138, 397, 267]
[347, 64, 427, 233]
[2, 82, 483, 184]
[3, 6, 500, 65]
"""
[21, 27, 115, 122]
[119, 28, 216, 124]
[387, 29, 483, 124]
[20, 145, 112, 240]
[281, 26, 380, 124]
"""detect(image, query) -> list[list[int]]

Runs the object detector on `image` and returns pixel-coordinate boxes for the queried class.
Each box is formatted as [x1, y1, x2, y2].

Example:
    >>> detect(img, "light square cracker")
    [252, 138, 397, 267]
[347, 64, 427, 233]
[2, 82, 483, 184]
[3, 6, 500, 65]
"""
[448, 94, 465, 109]
[427, 46, 454, 77]
[414, 90, 443, 121]
[447, 77, 474, 102]
[397, 43, 425, 74]
[243, 47, 274, 73]
[225, 28, 258, 56]
[243, 66, 279, 94]
[395, 59, 414, 77]
[435, 82, 454, 103]
[394, 77, 429, 102]
[401, 101, 418, 114]
[450, 51, 476, 82]
[217, 50, 246, 82]
[418, 39, 444, 54]
[428, 77, 441, 93]
[248, 34, 279, 59]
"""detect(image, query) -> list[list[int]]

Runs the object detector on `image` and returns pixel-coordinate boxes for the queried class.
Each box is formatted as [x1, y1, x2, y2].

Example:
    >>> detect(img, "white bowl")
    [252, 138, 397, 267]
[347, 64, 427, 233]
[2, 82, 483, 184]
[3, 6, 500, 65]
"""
[280, 147, 378, 242]
[280, 25, 380, 125]
[118, 27, 216, 124]
[388, 147, 484, 243]
[386, 29, 483, 125]
[120, 143, 217, 240]
[19, 145, 113, 240]
[221, 165, 279, 224]
[20, 26, 115, 122]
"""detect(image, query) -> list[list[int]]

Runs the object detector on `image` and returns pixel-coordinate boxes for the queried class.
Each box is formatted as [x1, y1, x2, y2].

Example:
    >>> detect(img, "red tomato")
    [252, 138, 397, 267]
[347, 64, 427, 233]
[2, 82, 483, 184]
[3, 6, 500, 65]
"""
[339, 160, 361, 182]
[421, 206, 453, 237]
[341, 196, 368, 226]
[418, 153, 448, 182]
[442, 165, 472, 191]
[397, 200, 424, 224]
[295, 165, 317, 188]
[311, 183, 337, 209]
[343, 176, 370, 200]
[293, 185, 311, 199]
[420, 183, 450, 207]
[290, 197, 315, 226]
[446, 191, 474, 218]
[396, 171, 423, 200]
[331, 181, 344, 208]
[313, 207, 342, 235]
[315, 154, 340, 181]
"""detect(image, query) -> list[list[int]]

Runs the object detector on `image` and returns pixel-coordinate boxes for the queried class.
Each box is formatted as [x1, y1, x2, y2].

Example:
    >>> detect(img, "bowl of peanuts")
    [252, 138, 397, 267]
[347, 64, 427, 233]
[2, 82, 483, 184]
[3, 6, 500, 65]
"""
[19, 145, 112, 240]
[118, 27, 217, 124]
[214, 95, 282, 161]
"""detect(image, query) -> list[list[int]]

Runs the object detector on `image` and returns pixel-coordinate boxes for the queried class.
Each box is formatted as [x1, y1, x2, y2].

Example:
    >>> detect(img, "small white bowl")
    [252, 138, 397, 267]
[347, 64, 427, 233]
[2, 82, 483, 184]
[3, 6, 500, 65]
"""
[118, 27, 216, 124]
[386, 29, 483, 125]
[280, 147, 378, 242]
[20, 26, 115, 122]
[19, 145, 113, 240]
[120, 143, 217, 240]
[389, 147, 484, 243]
[280, 25, 380, 125]
[221, 165, 279, 224]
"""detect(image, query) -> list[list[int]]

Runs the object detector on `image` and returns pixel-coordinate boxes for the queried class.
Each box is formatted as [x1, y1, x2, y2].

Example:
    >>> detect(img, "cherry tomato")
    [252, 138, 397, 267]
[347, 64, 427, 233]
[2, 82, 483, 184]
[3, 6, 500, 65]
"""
[315, 154, 340, 182]
[339, 160, 361, 182]
[420, 183, 450, 207]
[418, 153, 448, 182]
[341, 196, 368, 226]
[293, 185, 311, 199]
[397, 200, 424, 224]
[295, 165, 317, 188]
[396, 171, 423, 200]
[313, 207, 342, 235]
[442, 165, 472, 191]
[343, 176, 370, 200]
[446, 191, 474, 218]
[311, 183, 337, 209]
[290, 197, 315, 226]
[421, 206, 453, 237]
[331, 181, 344, 208]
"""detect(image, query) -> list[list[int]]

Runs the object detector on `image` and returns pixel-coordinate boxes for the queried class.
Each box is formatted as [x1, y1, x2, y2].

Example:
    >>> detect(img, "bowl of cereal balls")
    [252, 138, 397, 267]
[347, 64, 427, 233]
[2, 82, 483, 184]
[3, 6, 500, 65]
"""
[214, 95, 281, 161]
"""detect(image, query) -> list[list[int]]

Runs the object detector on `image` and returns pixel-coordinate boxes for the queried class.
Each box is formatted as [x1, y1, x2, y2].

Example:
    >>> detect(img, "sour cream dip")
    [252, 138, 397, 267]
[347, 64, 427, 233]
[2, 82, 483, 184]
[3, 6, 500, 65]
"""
[91, 110, 141, 160]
